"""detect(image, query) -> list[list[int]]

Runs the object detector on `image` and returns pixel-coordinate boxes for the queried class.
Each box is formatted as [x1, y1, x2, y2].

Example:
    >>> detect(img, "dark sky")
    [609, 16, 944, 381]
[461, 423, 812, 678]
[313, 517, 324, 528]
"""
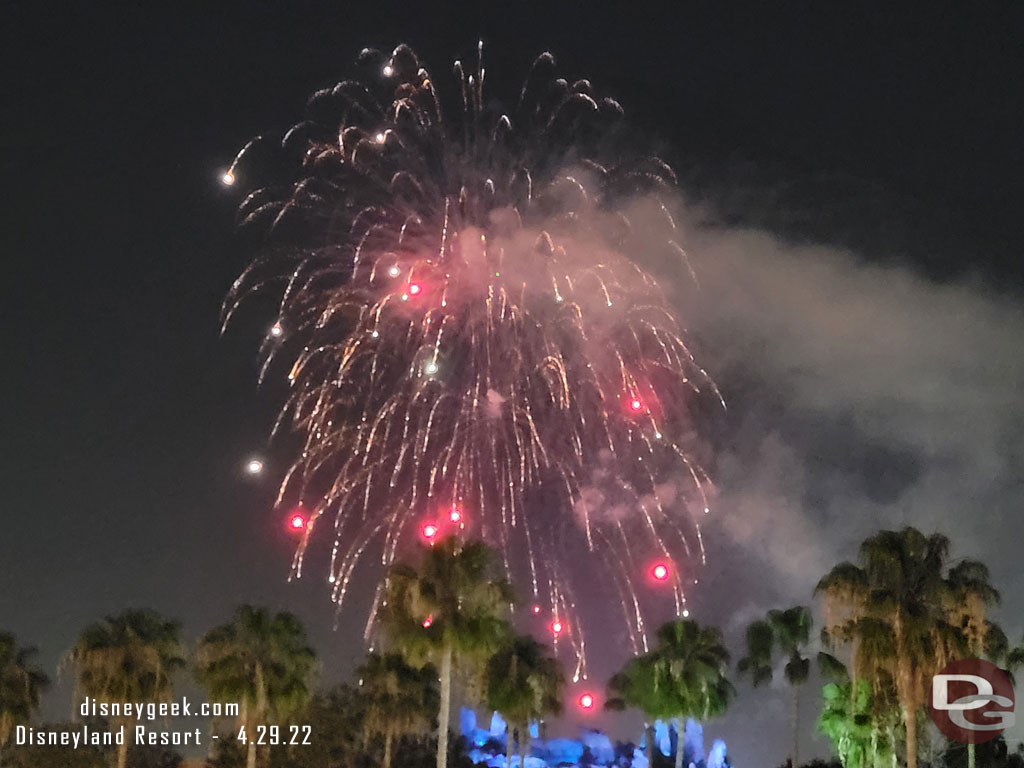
[3, 2, 1023, 765]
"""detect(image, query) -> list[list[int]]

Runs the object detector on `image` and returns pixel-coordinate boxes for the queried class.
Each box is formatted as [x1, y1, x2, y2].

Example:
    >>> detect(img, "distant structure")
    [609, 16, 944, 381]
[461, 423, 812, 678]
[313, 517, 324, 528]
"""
[460, 708, 734, 768]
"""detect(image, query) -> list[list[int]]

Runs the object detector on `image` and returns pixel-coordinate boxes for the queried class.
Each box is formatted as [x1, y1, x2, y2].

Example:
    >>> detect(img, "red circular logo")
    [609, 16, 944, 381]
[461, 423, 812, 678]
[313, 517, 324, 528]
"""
[929, 658, 1015, 744]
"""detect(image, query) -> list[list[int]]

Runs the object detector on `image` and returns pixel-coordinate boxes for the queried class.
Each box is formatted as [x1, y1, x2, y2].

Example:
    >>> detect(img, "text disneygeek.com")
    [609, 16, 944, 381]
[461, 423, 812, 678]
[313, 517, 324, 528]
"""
[12, 697, 312, 749]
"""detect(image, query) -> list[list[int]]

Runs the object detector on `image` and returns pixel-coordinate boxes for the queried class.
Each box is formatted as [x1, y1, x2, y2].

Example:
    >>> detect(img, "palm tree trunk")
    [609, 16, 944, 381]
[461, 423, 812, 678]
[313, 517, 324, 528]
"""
[383, 727, 394, 768]
[116, 720, 128, 768]
[437, 642, 453, 768]
[905, 703, 917, 768]
[240, 697, 257, 768]
[255, 663, 268, 768]
[673, 717, 684, 768]
[791, 684, 800, 768]
[0, 721, 13, 767]
[207, 718, 217, 760]
[506, 724, 515, 768]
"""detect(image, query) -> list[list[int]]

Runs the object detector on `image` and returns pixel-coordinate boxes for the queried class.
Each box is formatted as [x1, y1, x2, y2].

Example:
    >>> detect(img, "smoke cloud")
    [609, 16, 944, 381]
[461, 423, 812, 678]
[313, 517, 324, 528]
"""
[665, 213, 1024, 761]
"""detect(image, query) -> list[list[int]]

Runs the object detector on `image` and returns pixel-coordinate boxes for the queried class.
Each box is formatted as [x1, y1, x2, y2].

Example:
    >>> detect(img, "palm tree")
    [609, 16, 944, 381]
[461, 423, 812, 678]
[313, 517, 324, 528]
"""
[66, 609, 185, 768]
[357, 652, 439, 768]
[998, 630, 1024, 685]
[818, 678, 899, 768]
[609, 619, 733, 768]
[380, 536, 514, 768]
[195, 605, 317, 768]
[738, 606, 814, 767]
[947, 619, 1024, 768]
[0, 632, 50, 759]
[947, 559, 1000, 768]
[652, 620, 735, 768]
[816, 528, 972, 768]
[485, 635, 564, 767]
[606, 650, 672, 758]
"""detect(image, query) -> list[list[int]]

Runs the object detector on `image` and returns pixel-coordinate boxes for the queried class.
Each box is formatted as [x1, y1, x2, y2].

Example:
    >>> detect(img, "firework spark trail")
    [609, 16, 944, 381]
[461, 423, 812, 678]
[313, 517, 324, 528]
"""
[224, 43, 720, 672]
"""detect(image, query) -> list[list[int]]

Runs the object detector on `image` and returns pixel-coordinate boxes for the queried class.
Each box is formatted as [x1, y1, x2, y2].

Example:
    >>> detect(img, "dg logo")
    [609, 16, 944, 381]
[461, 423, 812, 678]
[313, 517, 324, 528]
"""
[930, 658, 1016, 744]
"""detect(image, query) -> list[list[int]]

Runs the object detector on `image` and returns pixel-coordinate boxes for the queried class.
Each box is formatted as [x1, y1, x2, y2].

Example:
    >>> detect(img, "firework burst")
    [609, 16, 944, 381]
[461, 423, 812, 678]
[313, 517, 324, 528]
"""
[223, 43, 720, 678]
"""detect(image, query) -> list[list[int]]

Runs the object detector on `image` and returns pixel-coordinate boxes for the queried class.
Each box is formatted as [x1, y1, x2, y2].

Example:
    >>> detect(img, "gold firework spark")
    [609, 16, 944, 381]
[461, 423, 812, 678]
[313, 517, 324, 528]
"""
[223, 43, 721, 676]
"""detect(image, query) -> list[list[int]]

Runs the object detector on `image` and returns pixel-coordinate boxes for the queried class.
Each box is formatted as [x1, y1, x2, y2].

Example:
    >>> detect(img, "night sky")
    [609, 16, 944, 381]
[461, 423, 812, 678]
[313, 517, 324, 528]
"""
[4, 3, 1024, 765]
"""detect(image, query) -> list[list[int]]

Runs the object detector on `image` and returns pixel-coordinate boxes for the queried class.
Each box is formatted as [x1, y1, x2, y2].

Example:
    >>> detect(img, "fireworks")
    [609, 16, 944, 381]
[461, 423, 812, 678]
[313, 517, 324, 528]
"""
[223, 43, 719, 676]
